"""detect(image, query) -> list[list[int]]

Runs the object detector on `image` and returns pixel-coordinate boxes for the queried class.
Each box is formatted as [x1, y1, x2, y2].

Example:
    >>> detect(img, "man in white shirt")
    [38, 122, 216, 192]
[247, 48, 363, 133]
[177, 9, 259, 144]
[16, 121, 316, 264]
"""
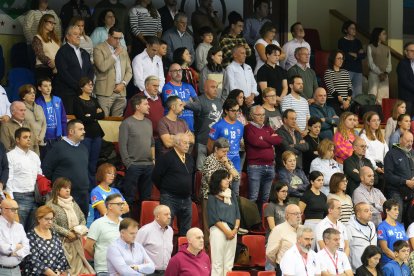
[346, 202, 377, 273]
[281, 22, 311, 70]
[222, 44, 259, 104]
[0, 199, 30, 275]
[6, 127, 41, 231]
[281, 75, 310, 133]
[315, 198, 350, 256]
[136, 205, 173, 275]
[0, 85, 11, 123]
[280, 226, 321, 276]
[317, 228, 353, 276]
[132, 36, 165, 93]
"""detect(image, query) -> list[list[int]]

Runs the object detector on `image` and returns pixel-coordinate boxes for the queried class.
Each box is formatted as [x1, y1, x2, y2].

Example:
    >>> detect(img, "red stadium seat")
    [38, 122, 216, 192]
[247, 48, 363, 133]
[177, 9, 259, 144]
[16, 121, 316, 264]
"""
[382, 98, 396, 122]
[82, 236, 93, 261]
[258, 272, 276, 276]
[314, 50, 330, 79]
[139, 201, 159, 227]
[241, 235, 266, 267]
[227, 272, 250, 276]
[178, 236, 188, 246]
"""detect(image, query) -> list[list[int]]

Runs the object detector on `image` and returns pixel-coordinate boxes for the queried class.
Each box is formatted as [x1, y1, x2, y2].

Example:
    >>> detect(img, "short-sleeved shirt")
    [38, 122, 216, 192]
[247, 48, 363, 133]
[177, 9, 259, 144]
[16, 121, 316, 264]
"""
[209, 118, 244, 172]
[90, 185, 125, 220]
[316, 217, 348, 252]
[257, 63, 287, 95]
[87, 215, 121, 273]
[162, 81, 198, 131]
[280, 94, 310, 131]
[264, 108, 283, 132]
[157, 116, 189, 154]
[300, 189, 327, 220]
[280, 245, 320, 276]
[377, 220, 408, 264]
[264, 202, 286, 238]
[317, 249, 351, 274]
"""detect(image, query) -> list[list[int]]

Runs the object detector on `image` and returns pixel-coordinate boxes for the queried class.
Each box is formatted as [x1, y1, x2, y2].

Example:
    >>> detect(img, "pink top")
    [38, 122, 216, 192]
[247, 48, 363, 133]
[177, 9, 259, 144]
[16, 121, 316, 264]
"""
[333, 130, 355, 164]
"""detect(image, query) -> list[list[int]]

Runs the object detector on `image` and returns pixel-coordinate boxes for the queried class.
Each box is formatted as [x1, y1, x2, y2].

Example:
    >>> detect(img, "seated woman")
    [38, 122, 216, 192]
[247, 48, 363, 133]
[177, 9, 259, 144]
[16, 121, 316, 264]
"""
[278, 150, 309, 204]
[90, 163, 129, 220]
[90, 9, 126, 47]
[303, 116, 322, 174]
[299, 171, 327, 250]
[388, 113, 411, 148]
[264, 182, 288, 237]
[327, 172, 354, 223]
[199, 47, 224, 97]
[310, 139, 342, 195]
[355, 245, 383, 276]
[46, 177, 95, 275]
[208, 169, 240, 276]
[24, 205, 70, 275]
[333, 111, 356, 165]
[168, 47, 199, 93]
[384, 100, 405, 143]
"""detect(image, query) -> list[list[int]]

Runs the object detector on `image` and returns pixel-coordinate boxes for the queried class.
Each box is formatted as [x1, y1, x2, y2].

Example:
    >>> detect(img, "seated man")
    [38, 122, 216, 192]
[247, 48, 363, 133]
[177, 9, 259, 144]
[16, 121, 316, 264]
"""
[309, 87, 339, 140]
[382, 240, 410, 276]
[317, 228, 353, 276]
[107, 218, 155, 275]
[165, 227, 211, 276]
[352, 166, 386, 227]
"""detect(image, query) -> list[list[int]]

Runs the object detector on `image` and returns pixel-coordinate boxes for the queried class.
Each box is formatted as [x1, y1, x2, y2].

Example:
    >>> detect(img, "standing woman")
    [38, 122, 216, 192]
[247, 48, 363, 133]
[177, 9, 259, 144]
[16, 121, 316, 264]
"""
[303, 116, 322, 175]
[46, 177, 95, 275]
[73, 77, 105, 190]
[171, 47, 199, 93]
[24, 205, 70, 275]
[20, 84, 46, 155]
[324, 50, 353, 115]
[32, 14, 60, 80]
[327, 172, 354, 223]
[338, 20, 366, 97]
[299, 171, 327, 249]
[208, 169, 240, 276]
[129, 0, 162, 56]
[199, 47, 224, 97]
[388, 113, 411, 148]
[384, 100, 406, 143]
[90, 9, 127, 47]
[333, 111, 356, 165]
[69, 16, 94, 62]
[367, 27, 391, 104]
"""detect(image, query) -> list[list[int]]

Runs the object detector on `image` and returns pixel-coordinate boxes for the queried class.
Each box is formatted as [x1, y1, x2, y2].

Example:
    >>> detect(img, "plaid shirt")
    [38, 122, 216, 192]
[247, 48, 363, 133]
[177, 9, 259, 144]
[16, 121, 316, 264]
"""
[219, 33, 252, 67]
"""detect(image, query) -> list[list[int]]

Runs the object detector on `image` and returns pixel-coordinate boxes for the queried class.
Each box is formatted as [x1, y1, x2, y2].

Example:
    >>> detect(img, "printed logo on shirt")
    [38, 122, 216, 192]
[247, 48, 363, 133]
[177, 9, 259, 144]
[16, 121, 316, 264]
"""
[166, 89, 173, 95]
[91, 195, 97, 202]
[209, 128, 216, 135]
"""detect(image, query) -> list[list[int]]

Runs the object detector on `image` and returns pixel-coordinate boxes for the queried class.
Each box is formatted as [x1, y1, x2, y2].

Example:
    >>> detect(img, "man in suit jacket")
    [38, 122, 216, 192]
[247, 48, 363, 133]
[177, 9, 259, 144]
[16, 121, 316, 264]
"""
[93, 27, 132, 117]
[397, 42, 414, 115]
[158, 0, 179, 33]
[55, 25, 94, 115]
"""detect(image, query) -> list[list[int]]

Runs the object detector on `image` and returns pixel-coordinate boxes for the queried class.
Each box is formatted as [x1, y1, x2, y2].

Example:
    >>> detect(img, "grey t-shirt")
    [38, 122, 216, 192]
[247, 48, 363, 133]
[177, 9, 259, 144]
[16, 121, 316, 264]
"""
[185, 95, 223, 145]
[264, 202, 286, 239]
[264, 108, 283, 132]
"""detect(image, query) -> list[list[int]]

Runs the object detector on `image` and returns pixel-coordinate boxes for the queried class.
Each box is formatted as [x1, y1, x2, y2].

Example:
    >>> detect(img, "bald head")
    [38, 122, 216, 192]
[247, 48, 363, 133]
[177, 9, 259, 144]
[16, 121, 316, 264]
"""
[10, 101, 26, 122]
[154, 204, 171, 228]
[204, 79, 218, 99]
[0, 199, 18, 223]
[360, 166, 375, 187]
[186, 227, 204, 254]
[285, 204, 301, 228]
[313, 87, 327, 105]
[168, 63, 182, 83]
[0, 198, 16, 208]
[400, 131, 413, 150]
[353, 136, 367, 157]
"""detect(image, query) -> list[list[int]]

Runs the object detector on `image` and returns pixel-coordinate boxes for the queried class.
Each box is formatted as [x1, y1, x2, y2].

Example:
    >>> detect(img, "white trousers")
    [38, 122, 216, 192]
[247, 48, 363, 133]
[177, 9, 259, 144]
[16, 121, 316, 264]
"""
[368, 71, 389, 104]
[210, 223, 237, 276]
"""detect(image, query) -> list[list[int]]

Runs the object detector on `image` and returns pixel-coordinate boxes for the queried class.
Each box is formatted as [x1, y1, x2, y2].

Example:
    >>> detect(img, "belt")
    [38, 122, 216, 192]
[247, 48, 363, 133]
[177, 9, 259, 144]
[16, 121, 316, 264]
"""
[0, 264, 19, 269]
[13, 192, 34, 196]
[154, 270, 165, 274]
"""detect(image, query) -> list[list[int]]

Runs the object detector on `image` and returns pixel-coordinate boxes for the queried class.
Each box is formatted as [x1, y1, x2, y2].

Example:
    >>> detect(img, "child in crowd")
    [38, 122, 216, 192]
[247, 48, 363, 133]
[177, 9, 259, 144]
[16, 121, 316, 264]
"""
[195, 26, 214, 71]
[158, 39, 169, 76]
[382, 240, 410, 276]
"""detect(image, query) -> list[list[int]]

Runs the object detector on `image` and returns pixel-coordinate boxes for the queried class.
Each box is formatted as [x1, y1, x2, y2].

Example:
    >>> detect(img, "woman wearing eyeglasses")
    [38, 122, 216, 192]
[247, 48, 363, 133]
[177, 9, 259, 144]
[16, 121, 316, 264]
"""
[327, 172, 354, 223]
[90, 163, 129, 221]
[32, 14, 61, 80]
[24, 205, 70, 276]
[46, 177, 95, 275]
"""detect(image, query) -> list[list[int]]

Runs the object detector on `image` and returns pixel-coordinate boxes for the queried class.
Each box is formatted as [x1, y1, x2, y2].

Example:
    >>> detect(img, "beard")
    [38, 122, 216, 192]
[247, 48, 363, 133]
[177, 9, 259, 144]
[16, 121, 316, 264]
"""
[300, 244, 310, 253]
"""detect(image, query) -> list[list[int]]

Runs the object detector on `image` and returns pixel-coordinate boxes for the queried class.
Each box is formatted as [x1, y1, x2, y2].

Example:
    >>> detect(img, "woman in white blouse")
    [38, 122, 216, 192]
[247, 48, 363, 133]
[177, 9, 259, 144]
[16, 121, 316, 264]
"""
[360, 111, 388, 191]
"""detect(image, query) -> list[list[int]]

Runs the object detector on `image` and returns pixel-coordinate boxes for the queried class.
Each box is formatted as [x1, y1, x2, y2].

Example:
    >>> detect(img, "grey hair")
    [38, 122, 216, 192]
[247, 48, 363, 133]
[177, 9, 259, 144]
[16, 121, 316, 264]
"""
[231, 44, 245, 55]
[10, 101, 24, 113]
[294, 46, 308, 57]
[249, 105, 264, 117]
[173, 132, 187, 145]
[153, 204, 169, 216]
[66, 24, 80, 36]
[174, 12, 187, 23]
[213, 137, 230, 150]
[145, 75, 159, 87]
[297, 226, 313, 239]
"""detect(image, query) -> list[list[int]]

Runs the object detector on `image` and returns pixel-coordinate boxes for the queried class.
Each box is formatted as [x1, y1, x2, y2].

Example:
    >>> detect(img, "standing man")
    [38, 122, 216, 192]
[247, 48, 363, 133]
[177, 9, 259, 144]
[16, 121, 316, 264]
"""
[353, 166, 386, 227]
[158, 0, 179, 33]
[94, 26, 132, 117]
[309, 87, 339, 140]
[207, 98, 244, 195]
[6, 127, 42, 231]
[281, 22, 311, 70]
[136, 205, 174, 275]
[243, 0, 271, 46]
[107, 218, 155, 275]
[165, 227, 211, 276]
[42, 119, 89, 218]
[152, 133, 195, 236]
[132, 36, 165, 93]
[281, 75, 310, 133]
[191, 0, 224, 45]
[119, 94, 154, 219]
[397, 42, 414, 115]
[55, 25, 94, 114]
[222, 45, 259, 104]
[0, 199, 30, 275]
[85, 194, 124, 275]
[287, 47, 318, 101]
[185, 79, 222, 170]
[245, 105, 281, 205]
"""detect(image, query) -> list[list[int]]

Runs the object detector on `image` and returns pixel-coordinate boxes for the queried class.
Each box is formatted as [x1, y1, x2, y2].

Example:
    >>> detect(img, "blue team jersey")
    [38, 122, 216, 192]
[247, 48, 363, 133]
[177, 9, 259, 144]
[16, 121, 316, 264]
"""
[377, 220, 408, 264]
[90, 185, 125, 220]
[162, 81, 198, 131]
[209, 118, 244, 172]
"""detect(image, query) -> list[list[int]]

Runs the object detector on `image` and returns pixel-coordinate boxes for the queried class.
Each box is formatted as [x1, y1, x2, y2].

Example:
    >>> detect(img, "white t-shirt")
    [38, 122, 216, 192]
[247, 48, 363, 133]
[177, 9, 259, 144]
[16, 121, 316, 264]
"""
[406, 222, 414, 238]
[280, 244, 321, 276]
[317, 249, 351, 274]
[315, 217, 348, 251]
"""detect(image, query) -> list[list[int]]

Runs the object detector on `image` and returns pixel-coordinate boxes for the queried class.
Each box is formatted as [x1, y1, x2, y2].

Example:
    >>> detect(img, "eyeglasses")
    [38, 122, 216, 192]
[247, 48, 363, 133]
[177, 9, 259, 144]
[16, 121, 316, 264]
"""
[265, 94, 277, 98]
[109, 202, 125, 206]
[356, 145, 368, 149]
[228, 109, 240, 112]
[288, 212, 302, 216]
[106, 173, 116, 176]
[111, 36, 123, 40]
[253, 114, 265, 117]
[278, 190, 288, 193]
[46, 21, 56, 25]
[42, 217, 54, 221]
[170, 69, 183, 74]
[3, 207, 19, 212]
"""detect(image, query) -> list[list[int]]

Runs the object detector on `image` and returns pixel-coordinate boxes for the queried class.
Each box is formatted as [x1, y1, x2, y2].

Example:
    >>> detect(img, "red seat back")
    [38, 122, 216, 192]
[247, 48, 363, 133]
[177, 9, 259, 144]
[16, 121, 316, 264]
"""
[314, 50, 330, 78]
[226, 272, 250, 276]
[139, 201, 159, 227]
[258, 272, 276, 276]
[241, 235, 266, 267]
[178, 236, 188, 246]
[304, 28, 322, 51]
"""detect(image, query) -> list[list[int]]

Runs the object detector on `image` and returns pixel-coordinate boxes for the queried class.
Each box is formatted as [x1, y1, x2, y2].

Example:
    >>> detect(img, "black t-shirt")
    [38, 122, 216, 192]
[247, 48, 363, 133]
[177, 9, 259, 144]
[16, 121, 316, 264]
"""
[300, 189, 327, 219]
[257, 63, 287, 96]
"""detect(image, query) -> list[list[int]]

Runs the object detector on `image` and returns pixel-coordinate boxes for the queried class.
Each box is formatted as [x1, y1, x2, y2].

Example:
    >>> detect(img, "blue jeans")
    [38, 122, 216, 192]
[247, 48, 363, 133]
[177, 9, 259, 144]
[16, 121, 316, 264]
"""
[247, 165, 275, 203]
[196, 143, 207, 171]
[13, 192, 37, 232]
[348, 71, 363, 97]
[123, 164, 153, 215]
[81, 136, 102, 191]
[160, 193, 192, 236]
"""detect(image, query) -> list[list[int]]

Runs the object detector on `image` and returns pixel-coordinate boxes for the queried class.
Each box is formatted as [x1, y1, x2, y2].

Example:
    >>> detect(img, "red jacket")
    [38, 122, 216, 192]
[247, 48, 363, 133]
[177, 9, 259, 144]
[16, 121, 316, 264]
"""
[165, 244, 211, 276]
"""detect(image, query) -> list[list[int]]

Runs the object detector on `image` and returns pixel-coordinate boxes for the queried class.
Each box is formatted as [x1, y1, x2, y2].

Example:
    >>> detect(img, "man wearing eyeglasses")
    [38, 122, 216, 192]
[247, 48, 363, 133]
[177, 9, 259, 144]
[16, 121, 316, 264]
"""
[84, 193, 124, 276]
[93, 26, 132, 117]
[0, 199, 30, 275]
